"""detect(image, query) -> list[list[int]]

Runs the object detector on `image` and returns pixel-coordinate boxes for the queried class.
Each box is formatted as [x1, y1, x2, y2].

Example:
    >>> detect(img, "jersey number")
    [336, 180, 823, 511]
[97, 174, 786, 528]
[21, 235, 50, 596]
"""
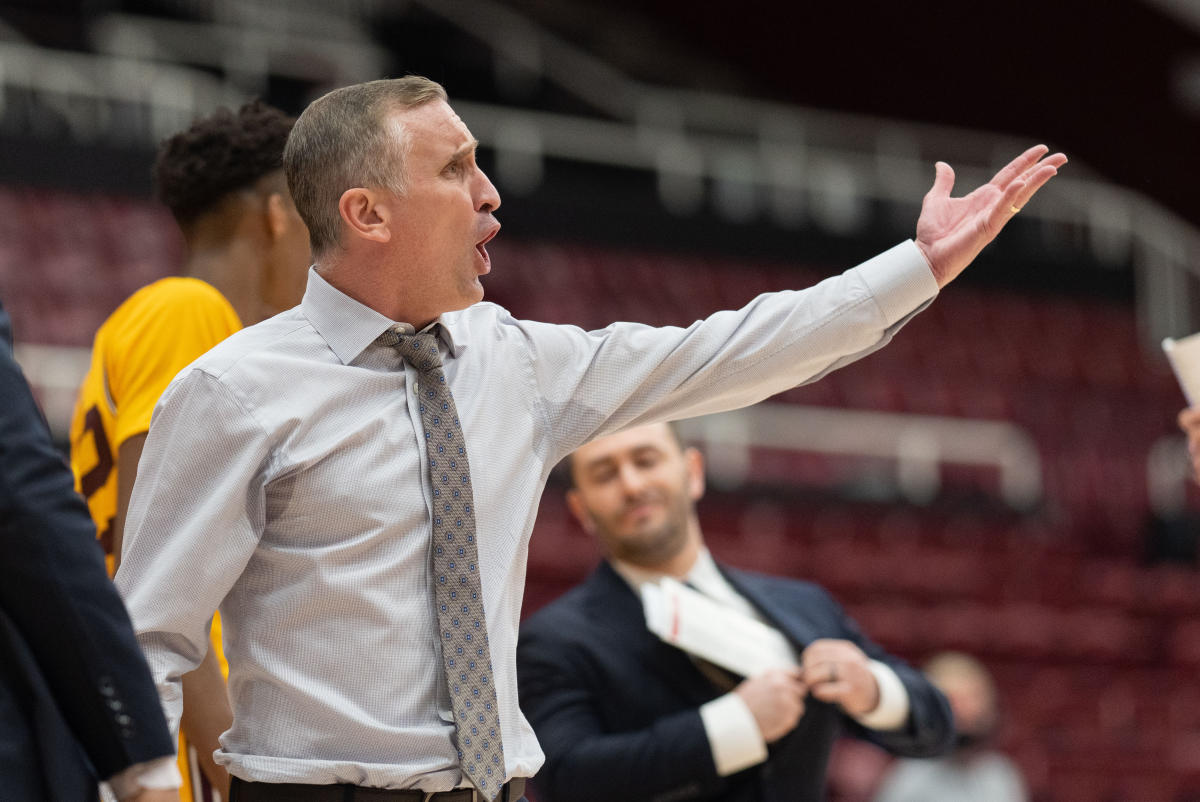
[79, 404, 116, 553]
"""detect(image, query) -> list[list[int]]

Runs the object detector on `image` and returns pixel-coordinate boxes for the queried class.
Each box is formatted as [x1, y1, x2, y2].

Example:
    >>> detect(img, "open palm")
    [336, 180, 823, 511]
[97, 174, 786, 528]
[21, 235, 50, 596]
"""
[915, 144, 1067, 287]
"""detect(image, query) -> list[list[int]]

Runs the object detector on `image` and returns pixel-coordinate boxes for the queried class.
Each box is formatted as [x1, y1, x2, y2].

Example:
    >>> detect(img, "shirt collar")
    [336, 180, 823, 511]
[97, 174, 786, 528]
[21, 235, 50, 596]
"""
[611, 547, 721, 594]
[300, 267, 467, 364]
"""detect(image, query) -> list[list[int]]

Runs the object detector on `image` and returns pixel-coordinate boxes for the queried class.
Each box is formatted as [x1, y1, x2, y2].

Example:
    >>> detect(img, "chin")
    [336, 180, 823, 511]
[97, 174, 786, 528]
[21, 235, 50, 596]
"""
[464, 281, 485, 305]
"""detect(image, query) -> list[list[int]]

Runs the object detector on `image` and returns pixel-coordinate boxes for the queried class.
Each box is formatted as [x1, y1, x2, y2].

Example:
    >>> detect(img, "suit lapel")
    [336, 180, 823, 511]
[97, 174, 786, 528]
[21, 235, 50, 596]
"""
[720, 565, 822, 650]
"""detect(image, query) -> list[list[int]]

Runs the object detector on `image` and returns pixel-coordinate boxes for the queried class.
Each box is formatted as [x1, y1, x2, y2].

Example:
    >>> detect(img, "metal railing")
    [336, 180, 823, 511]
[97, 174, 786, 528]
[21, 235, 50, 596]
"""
[677, 404, 1042, 509]
[0, 0, 1197, 348]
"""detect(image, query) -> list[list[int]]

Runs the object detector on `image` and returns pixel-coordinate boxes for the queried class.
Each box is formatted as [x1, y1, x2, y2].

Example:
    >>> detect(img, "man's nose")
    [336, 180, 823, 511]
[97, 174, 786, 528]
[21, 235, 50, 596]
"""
[616, 463, 648, 496]
[476, 168, 501, 213]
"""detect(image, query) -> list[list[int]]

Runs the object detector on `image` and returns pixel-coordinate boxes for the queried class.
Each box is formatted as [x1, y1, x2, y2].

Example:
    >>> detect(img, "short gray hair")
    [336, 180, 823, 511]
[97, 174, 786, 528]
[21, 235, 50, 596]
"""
[283, 76, 448, 256]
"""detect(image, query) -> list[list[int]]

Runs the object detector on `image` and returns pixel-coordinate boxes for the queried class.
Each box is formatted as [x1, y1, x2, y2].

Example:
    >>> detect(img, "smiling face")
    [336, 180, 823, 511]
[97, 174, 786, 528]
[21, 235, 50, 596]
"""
[567, 423, 706, 570]
[379, 100, 501, 324]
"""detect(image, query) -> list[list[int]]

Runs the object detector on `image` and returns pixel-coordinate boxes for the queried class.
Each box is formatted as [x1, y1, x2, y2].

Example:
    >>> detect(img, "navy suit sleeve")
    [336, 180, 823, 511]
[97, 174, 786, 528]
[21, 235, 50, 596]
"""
[0, 343, 175, 778]
[518, 614, 727, 802]
[824, 593, 953, 757]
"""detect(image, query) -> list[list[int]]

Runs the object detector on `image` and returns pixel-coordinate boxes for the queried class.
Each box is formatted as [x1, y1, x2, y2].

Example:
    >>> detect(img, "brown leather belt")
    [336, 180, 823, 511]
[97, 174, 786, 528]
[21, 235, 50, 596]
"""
[229, 777, 526, 802]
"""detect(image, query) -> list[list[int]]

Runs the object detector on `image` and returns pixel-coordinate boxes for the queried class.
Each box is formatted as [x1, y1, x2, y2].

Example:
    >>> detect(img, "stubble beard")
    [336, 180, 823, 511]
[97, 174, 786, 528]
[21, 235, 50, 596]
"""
[602, 493, 692, 569]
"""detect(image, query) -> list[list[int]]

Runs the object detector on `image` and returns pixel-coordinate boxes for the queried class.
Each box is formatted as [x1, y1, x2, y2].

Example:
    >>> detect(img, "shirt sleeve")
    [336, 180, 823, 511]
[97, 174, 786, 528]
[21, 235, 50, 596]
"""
[108, 284, 241, 448]
[698, 692, 768, 776]
[855, 660, 911, 731]
[115, 368, 271, 737]
[104, 755, 183, 799]
[513, 240, 938, 460]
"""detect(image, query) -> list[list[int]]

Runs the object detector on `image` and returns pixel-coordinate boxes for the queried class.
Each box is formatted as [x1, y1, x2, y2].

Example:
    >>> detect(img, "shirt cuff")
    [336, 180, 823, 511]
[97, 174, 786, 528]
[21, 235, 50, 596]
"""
[855, 660, 911, 731]
[104, 755, 183, 800]
[852, 240, 940, 327]
[699, 692, 769, 776]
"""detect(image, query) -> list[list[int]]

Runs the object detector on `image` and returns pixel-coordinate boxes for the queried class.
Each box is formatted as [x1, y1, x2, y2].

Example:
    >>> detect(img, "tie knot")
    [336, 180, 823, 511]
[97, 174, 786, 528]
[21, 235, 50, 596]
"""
[385, 328, 443, 373]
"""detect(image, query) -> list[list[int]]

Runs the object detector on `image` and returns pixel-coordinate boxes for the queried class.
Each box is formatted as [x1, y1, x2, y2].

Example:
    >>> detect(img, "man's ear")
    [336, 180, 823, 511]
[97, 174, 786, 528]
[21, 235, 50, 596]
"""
[337, 187, 391, 245]
[566, 488, 596, 534]
[265, 192, 290, 240]
[684, 446, 706, 502]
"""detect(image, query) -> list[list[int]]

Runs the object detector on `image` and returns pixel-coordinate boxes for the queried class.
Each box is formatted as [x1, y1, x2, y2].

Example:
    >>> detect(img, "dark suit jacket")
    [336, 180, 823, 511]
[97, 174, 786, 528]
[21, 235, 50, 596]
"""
[0, 304, 175, 799]
[517, 561, 952, 802]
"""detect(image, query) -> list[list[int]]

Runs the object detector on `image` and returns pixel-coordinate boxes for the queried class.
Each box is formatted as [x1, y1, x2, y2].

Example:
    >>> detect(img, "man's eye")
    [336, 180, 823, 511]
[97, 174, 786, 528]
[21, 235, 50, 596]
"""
[444, 162, 461, 175]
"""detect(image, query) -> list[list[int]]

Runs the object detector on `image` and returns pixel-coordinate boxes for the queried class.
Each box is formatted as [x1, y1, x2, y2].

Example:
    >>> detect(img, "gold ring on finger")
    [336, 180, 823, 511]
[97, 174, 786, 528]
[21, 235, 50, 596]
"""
[1010, 205, 1021, 214]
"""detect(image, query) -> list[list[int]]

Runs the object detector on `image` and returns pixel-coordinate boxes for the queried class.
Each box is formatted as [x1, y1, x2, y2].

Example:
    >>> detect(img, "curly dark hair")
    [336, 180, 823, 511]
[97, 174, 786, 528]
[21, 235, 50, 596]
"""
[153, 99, 295, 224]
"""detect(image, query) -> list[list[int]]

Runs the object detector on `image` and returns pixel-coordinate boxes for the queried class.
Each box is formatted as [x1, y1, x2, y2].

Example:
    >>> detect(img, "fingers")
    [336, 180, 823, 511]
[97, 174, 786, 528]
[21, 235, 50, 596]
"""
[925, 161, 955, 200]
[810, 680, 854, 703]
[989, 156, 1063, 231]
[776, 666, 809, 697]
[1010, 161, 1063, 210]
[800, 638, 864, 671]
[801, 659, 847, 689]
[989, 144, 1050, 188]
[986, 179, 1028, 232]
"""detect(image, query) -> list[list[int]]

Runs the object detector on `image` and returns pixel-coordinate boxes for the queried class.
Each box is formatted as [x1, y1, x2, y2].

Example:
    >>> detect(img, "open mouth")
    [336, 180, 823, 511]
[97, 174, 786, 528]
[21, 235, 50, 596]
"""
[475, 225, 500, 272]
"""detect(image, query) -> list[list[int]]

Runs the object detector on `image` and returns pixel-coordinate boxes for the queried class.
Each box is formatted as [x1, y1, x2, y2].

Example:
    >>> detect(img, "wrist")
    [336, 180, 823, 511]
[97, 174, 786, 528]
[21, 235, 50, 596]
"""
[913, 239, 945, 287]
[105, 755, 182, 800]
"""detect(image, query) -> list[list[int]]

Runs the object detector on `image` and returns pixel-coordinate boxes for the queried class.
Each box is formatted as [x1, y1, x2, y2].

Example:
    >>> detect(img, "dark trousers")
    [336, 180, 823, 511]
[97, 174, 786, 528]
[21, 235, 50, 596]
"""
[229, 776, 527, 802]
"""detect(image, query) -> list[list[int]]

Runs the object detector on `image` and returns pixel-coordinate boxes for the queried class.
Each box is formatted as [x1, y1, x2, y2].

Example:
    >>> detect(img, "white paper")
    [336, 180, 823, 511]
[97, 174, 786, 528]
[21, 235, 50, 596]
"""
[641, 577, 797, 677]
[1163, 332, 1200, 405]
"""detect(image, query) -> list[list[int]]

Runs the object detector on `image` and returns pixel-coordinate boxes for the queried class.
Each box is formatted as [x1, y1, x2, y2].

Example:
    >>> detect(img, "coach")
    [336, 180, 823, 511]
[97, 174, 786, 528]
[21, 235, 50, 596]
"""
[116, 76, 1061, 802]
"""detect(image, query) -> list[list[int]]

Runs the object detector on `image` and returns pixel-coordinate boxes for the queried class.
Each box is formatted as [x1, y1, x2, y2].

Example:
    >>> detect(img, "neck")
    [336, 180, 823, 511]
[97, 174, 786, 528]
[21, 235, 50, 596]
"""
[180, 201, 273, 326]
[317, 250, 438, 328]
[184, 240, 267, 326]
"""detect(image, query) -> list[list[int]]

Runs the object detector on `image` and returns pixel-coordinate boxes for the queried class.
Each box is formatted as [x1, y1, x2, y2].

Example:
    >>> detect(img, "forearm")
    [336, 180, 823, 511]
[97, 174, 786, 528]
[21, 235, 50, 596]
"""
[112, 432, 148, 576]
[179, 647, 232, 798]
[527, 241, 938, 457]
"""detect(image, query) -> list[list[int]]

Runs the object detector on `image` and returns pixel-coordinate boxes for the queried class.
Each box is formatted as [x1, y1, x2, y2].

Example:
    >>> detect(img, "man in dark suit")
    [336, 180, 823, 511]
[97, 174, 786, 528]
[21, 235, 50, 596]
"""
[0, 298, 179, 801]
[517, 423, 952, 802]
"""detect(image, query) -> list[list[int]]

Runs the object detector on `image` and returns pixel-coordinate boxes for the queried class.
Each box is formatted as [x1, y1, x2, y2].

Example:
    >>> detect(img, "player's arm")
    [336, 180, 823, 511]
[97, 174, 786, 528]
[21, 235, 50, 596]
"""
[179, 648, 232, 800]
[113, 432, 147, 575]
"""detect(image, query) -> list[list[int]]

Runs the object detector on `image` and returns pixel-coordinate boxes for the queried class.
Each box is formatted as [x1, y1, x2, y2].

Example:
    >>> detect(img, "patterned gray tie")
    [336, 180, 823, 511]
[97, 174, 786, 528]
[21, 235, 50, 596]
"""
[384, 326, 505, 800]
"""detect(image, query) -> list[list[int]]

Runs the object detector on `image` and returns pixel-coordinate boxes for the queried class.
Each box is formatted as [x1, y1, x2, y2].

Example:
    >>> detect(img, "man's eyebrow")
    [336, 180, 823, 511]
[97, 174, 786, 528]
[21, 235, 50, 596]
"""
[448, 139, 479, 162]
[582, 455, 616, 473]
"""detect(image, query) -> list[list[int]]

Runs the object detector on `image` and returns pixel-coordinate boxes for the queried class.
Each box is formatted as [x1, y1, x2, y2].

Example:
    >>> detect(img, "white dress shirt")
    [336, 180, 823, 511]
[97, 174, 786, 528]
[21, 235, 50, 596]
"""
[613, 550, 910, 776]
[117, 241, 936, 791]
